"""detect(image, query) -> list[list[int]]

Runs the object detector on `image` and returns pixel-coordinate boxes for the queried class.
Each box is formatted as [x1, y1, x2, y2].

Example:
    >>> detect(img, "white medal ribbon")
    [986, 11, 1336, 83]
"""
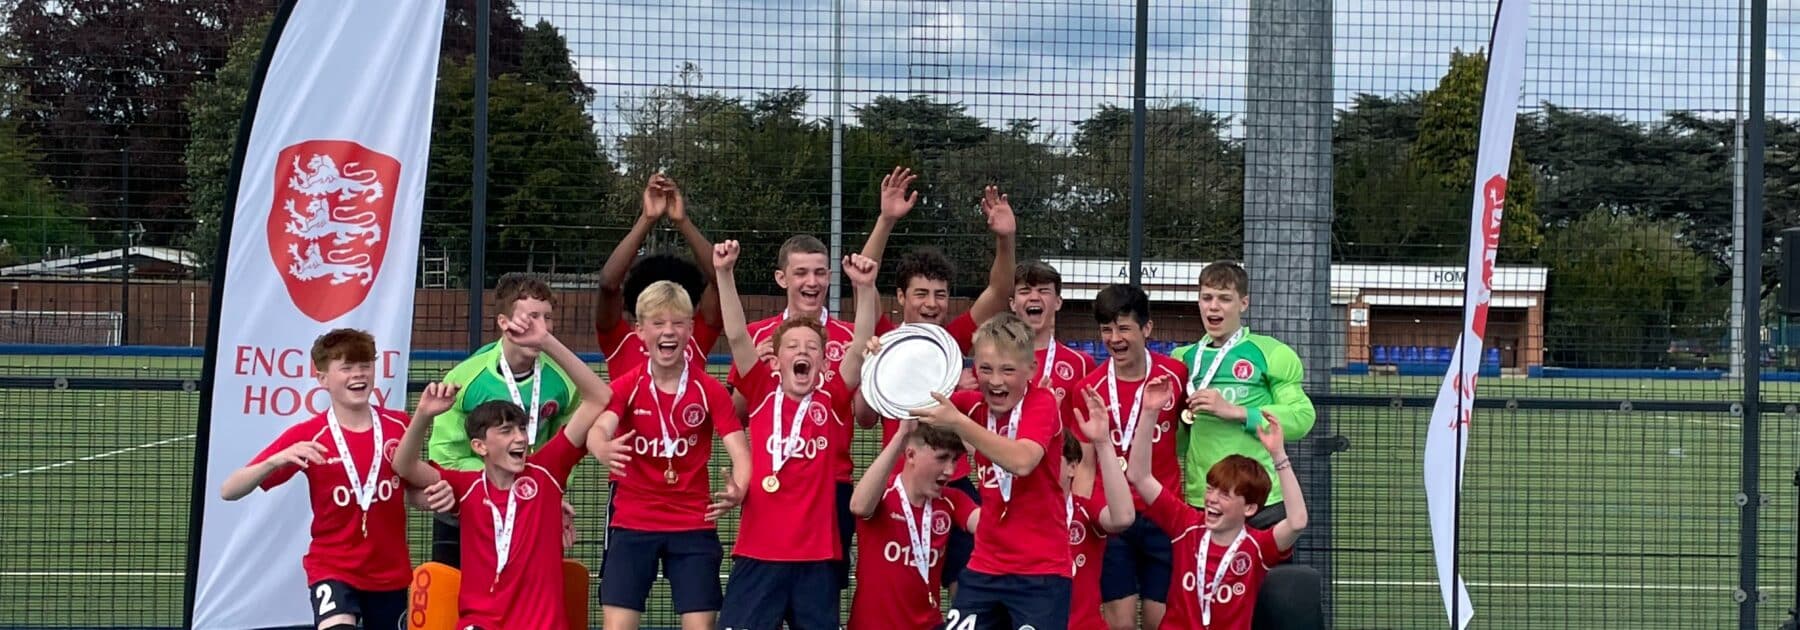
[770, 385, 814, 475]
[1107, 350, 1151, 462]
[985, 403, 1022, 502]
[1198, 529, 1250, 626]
[1040, 338, 1059, 384]
[1065, 491, 1074, 529]
[484, 476, 521, 587]
[1188, 327, 1247, 395]
[892, 476, 934, 584]
[646, 362, 691, 457]
[782, 307, 829, 328]
[497, 342, 544, 442]
[325, 405, 382, 534]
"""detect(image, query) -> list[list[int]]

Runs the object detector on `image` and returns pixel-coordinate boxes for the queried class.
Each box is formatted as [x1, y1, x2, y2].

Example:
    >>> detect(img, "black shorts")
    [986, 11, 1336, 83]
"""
[599, 528, 724, 613]
[941, 476, 981, 588]
[1100, 516, 1174, 603]
[308, 579, 405, 629]
[430, 514, 460, 568]
[833, 481, 855, 592]
[719, 557, 840, 630]
[942, 570, 1071, 630]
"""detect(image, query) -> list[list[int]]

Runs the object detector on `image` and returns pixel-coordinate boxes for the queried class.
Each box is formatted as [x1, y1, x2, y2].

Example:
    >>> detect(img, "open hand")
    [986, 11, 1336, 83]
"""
[880, 166, 920, 220]
[706, 475, 745, 521]
[590, 430, 635, 474]
[980, 185, 1016, 237]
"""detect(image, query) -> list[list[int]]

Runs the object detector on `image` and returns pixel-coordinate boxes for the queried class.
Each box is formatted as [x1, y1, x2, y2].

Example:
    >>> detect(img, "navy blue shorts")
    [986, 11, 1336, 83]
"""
[719, 557, 840, 630]
[834, 481, 854, 592]
[1100, 515, 1174, 603]
[307, 579, 405, 629]
[941, 570, 1071, 630]
[599, 528, 724, 614]
[941, 476, 981, 588]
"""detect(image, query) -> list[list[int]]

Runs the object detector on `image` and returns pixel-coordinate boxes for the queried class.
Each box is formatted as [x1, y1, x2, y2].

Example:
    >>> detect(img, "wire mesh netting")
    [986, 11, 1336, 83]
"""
[0, 0, 1794, 628]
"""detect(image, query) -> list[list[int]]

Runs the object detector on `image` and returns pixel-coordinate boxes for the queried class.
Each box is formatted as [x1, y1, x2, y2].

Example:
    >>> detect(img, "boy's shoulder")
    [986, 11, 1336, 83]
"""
[444, 345, 500, 384]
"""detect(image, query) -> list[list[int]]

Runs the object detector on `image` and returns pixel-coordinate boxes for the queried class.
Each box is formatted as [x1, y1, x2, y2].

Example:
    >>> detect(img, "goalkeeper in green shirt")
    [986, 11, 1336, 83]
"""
[426, 273, 585, 565]
[1171, 261, 1315, 529]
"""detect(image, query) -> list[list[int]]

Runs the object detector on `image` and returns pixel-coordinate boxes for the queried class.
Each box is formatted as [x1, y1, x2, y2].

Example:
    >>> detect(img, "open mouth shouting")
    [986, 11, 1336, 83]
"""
[655, 339, 681, 361]
[791, 357, 814, 382]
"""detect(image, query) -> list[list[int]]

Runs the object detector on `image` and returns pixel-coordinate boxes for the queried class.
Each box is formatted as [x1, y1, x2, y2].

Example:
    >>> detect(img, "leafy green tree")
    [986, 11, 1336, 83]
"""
[1070, 103, 1243, 260]
[1541, 212, 1725, 367]
[1409, 49, 1542, 262]
[0, 117, 91, 265]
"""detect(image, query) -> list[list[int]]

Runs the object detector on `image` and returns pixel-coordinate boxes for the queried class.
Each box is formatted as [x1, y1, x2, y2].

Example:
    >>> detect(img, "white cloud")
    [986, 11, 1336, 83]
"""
[518, 0, 1792, 140]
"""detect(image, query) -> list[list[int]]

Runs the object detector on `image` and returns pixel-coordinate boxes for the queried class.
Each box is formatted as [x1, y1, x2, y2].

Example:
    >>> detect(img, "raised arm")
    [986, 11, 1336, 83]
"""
[1258, 417, 1309, 550]
[851, 419, 914, 518]
[839, 253, 880, 390]
[713, 240, 760, 373]
[968, 185, 1017, 323]
[598, 175, 669, 331]
[393, 383, 457, 487]
[859, 166, 918, 263]
[1125, 381, 1163, 505]
[665, 179, 723, 329]
[1080, 382, 1150, 534]
[912, 392, 1045, 477]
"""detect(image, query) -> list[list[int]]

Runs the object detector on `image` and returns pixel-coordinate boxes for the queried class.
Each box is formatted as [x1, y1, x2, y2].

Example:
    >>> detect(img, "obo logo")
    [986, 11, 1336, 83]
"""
[268, 140, 400, 323]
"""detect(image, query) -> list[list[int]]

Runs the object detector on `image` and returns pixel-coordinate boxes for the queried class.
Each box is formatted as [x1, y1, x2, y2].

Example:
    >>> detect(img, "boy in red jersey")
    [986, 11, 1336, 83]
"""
[1065, 384, 1151, 629]
[1124, 388, 1309, 630]
[1012, 260, 1097, 404]
[910, 312, 1071, 629]
[219, 329, 453, 630]
[1070, 284, 1188, 629]
[595, 173, 722, 380]
[591, 279, 752, 630]
[845, 421, 978, 630]
[391, 318, 620, 630]
[714, 240, 882, 629]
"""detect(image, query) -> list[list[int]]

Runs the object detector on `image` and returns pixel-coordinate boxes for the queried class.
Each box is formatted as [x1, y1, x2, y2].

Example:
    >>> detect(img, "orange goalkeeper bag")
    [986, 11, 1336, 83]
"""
[407, 562, 461, 630]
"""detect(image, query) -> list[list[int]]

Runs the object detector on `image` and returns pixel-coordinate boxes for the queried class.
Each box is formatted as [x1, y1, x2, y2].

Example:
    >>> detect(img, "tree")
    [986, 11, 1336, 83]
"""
[0, 117, 92, 265]
[1410, 49, 1543, 262]
[1541, 212, 1725, 367]
[520, 19, 594, 108]
[2, 0, 269, 244]
[184, 14, 267, 274]
[1070, 103, 1243, 260]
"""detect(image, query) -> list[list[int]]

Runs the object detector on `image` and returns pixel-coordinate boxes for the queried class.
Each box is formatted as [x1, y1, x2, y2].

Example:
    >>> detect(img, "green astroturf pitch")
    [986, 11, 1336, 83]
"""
[1, 354, 1797, 628]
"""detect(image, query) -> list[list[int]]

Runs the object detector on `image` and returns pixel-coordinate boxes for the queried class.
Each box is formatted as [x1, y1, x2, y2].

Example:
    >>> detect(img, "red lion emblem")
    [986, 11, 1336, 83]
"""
[267, 140, 399, 323]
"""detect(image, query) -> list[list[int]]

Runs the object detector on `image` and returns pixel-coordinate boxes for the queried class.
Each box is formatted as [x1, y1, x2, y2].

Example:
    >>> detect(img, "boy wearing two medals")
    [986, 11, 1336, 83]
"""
[1123, 375, 1310, 630]
[589, 280, 752, 630]
[392, 317, 619, 630]
[1069, 284, 1188, 629]
[427, 274, 585, 565]
[1170, 262, 1315, 529]
[219, 329, 454, 630]
[713, 240, 883, 629]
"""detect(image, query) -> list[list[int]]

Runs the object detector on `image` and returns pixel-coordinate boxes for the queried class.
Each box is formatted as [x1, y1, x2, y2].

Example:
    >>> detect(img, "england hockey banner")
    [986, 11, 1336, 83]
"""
[1423, 1, 1528, 628]
[188, 1, 444, 627]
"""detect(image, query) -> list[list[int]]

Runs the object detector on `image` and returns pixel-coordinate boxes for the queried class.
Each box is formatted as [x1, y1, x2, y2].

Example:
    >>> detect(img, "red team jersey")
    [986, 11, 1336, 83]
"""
[250, 407, 413, 592]
[954, 387, 1070, 578]
[1068, 484, 1112, 630]
[596, 316, 721, 380]
[733, 362, 854, 561]
[848, 484, 979, 630]
[1070, 352, 1188, 510]
[605, 366, 742, 531]
[436, 433, 586, 630]
[1036, 342, 1098, 405]
[1145, 490, 1291, 630]
[730, 312, 893, 482]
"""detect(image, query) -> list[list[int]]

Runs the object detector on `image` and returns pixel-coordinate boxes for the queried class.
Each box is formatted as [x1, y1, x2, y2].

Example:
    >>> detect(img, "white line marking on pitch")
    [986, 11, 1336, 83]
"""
[0, 571, 181, 577]
[1335, 579, 1732, 591]
[0, 434, 195, 480]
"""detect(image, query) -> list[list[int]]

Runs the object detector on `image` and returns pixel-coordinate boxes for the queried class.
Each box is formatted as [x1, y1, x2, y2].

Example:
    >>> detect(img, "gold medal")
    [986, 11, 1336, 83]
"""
[762, 475, 781, 493]
[1180, 409, 1194, 424]
[665, 467, 678, 485]
[1118, 458, 1129, 471]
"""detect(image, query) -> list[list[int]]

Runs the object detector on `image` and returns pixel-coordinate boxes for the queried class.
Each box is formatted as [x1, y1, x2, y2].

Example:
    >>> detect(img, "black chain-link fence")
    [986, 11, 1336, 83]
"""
[0, 0, 1794, 628]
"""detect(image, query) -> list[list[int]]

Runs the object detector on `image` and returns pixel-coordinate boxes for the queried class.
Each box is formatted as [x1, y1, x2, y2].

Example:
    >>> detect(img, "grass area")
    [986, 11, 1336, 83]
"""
[1, 359, 1797, 628]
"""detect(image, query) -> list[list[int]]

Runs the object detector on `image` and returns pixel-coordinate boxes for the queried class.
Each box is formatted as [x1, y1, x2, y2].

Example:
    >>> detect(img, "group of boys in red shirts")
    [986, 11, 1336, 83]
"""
[220, 168, 1312, 630]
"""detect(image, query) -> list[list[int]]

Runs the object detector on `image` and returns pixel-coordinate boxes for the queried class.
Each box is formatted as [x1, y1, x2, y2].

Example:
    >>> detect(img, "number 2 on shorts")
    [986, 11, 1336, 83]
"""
[313, 583, 336, 616]
[943, 609, 977, 630]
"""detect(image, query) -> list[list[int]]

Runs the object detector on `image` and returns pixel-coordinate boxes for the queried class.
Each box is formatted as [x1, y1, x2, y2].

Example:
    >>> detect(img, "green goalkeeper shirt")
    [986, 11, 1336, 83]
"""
[427, 341, 582, 471]
[1171, 327, 1315, 506]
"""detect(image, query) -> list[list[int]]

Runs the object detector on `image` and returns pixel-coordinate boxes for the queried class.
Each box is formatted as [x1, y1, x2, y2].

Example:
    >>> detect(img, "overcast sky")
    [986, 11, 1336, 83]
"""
[517, 0, 1797, 143]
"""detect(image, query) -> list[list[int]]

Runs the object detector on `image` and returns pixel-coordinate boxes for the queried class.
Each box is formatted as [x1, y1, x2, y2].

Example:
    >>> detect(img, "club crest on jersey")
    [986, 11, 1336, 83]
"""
[1068, 521, 1086, 545]
[826, 341, 846, 362]
[382, 439, 400, 462]
[808, 405, 827, 426]
[539, 401, 560, 421]
[932, 510, 952, 536]
[682, 403, 706, 428]
[1055, 362, 1074, 381]
[514, 477, 539, 501]
[1230, 550, 1251, 576]
[1232, 359, 1254, 381]
[268, 140, 399, 322]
